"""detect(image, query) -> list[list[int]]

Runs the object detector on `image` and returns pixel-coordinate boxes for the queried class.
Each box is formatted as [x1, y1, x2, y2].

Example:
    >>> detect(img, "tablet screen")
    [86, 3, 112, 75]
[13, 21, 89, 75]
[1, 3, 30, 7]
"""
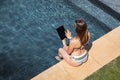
[56, 26, 66, 40]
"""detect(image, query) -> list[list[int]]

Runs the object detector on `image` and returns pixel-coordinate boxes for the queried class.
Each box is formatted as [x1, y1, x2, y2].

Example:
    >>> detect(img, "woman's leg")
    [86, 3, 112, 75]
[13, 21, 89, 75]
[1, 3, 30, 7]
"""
[55, 46, 68, 61]
[55, 38, 67, 60]
[55, 48, 63, 61]
[58, 48, 79, 67]
[62, 38, 67, 47]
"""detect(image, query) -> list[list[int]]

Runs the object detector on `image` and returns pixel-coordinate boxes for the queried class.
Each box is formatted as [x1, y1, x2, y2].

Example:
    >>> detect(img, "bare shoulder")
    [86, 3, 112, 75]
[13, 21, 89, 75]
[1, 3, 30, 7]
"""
[88, 31, 91, 39]
[88, 31, 90, 36]
[69, 38, 76, 45]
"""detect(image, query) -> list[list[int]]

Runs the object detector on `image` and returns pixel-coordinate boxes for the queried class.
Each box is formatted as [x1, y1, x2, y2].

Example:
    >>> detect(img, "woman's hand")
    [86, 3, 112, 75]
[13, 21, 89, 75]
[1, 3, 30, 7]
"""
[65, 29, 72, 39]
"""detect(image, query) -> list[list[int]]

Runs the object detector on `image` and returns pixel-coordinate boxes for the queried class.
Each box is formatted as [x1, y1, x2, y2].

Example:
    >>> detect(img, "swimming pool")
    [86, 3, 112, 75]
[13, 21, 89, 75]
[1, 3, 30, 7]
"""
[0, 0, 117, 80]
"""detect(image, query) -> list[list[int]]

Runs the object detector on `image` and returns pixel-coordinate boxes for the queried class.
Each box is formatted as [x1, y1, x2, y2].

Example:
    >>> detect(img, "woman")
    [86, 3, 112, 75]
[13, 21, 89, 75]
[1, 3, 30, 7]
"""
[55, 19, 90, 67]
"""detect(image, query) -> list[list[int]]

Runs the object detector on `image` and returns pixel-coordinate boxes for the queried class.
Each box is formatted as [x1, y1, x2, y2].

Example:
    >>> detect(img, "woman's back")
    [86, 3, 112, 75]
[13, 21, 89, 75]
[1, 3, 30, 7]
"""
[71, 31, 90, 56]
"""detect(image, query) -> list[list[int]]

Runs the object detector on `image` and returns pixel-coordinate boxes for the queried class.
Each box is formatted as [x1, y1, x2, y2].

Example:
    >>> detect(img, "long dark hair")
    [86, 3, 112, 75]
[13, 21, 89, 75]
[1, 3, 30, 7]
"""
[75, 19, 88, 45]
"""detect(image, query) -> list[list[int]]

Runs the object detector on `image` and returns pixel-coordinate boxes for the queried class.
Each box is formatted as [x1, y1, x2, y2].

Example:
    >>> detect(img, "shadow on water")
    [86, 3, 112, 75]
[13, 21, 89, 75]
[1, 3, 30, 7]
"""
[85, 42, 93, 52]
[88, 0, 120, 21]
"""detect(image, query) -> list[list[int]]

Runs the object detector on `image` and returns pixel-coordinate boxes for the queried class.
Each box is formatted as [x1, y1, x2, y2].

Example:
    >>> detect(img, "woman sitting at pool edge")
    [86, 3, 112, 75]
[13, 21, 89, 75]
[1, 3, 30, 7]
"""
[55, 19, 90, 67]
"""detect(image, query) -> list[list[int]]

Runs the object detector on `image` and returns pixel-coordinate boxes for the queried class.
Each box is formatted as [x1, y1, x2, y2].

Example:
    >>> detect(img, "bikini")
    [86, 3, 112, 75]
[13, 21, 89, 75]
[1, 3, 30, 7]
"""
[71, 42, 88, 64]
[71, 50, 88, 64]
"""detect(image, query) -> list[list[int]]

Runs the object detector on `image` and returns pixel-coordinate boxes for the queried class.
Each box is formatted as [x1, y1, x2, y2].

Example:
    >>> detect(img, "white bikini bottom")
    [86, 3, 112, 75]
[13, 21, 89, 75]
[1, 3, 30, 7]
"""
[71, 50, 88, 64]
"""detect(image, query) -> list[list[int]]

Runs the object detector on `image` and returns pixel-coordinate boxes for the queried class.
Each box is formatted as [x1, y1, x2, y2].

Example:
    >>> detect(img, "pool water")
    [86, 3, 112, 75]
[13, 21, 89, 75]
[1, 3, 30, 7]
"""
[0, 0, 115, 80]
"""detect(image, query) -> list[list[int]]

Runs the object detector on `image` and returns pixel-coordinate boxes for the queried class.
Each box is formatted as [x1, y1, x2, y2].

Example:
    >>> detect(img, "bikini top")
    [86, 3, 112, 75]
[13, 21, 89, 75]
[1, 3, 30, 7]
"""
[74, 44, 85, 50]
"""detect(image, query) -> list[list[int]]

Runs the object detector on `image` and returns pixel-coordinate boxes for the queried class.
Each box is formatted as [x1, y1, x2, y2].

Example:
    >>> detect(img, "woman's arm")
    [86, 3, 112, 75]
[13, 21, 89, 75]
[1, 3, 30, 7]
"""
[62, 38, 67, 47]
[62, 29, 72, 47]
[65, 40, 74, 55]
[62, 29, 74, 54]
[87, 31, 91, 44]
[85, 31, 91, 45]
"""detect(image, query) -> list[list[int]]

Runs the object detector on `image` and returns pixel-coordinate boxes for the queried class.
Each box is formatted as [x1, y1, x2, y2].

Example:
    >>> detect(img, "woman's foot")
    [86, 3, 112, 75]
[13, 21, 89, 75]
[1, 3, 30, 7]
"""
[55, 56, 63, 61]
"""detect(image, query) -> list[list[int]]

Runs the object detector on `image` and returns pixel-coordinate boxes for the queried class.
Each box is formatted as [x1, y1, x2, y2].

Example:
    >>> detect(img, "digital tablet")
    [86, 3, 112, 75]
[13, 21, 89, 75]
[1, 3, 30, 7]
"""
[56, 26, 66, 40]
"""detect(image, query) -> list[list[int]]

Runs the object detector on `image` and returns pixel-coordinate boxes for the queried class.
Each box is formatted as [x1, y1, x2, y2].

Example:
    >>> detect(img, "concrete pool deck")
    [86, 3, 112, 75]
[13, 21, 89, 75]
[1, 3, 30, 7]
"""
[31, 26, 120, 80]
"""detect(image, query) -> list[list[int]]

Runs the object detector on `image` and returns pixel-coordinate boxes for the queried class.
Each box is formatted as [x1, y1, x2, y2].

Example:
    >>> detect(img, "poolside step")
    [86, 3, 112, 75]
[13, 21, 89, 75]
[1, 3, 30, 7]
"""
[31, 26, 120, 80]
[88, 0, 120, 21]
[69, 0, 120, 29]
[99, 0, 120, 14]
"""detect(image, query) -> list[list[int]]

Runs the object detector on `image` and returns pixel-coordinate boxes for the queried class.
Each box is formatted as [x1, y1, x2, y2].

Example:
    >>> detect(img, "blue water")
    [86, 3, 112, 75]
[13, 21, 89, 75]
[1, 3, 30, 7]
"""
[0, 0, 115, 80]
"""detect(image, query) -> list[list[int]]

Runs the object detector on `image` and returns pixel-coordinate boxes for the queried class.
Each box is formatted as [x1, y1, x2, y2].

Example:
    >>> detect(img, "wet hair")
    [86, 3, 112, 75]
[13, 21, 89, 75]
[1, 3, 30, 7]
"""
[75, 19, 88, 45]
